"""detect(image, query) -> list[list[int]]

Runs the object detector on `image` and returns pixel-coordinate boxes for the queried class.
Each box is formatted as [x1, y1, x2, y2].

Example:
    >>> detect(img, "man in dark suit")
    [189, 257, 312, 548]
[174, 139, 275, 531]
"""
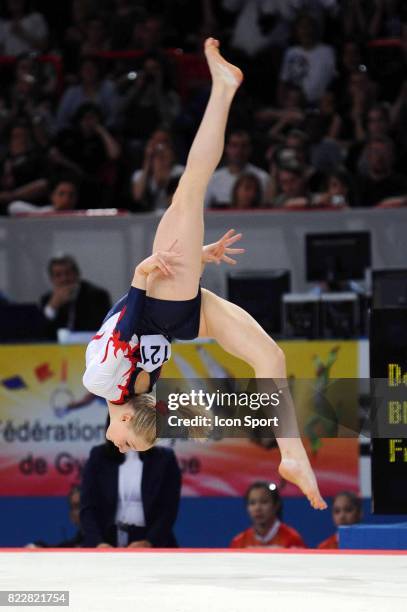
[40, 254, 111, 338]
[80, 441, 181, 548]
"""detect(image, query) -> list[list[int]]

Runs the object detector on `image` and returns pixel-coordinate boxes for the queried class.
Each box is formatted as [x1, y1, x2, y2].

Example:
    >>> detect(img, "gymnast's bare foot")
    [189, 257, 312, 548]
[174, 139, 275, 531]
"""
[204, 37, 243, 92]
[278, 450, 327, 510]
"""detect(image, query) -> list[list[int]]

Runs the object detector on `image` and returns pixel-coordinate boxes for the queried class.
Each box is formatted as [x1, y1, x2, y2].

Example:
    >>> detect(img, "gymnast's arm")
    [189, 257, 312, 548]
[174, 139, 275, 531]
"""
[82, 294, 143, 400]
[82, 250, 180, 400]
[82, 269, 147, 400]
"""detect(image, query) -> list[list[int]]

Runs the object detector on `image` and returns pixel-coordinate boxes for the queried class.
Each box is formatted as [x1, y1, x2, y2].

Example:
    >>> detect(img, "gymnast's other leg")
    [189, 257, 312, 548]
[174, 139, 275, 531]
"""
[146, 38, 243, 301]
[199, 287, 327, 510]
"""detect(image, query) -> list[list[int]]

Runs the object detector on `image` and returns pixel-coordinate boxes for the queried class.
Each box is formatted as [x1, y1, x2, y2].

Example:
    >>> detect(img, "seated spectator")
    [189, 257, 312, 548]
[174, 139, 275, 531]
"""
[54, 102, 121, 208]
[255, 84, 307, 140]
[339, 68, 378, 144]
[132, 137, 184, 212]
[80, 15, 111, 57]
[8, 175, 79, 215]
[205, 130, 269, 208]
[40, 254, 111, 337]
[347, 103, 393, 174]
[231, 173, 262, 209]
[62, 0, 93, 74]
[110, 0, 146, 50]
[0, 121, 48, 212]
[296, 0, 340, 26]
[129, 14, 165, 53]
[314, 90, 343, 142]
[223, 0, 296, 59]
[318, 490, 362, 549]
[391, 81, 407, 166]
[222, 0, 295, 104]
[0, 0, 48, 56]
[271, 161, 311, 208]
[335, 40, 366, 85]
[230, 482, 306, 548]
[312, 166, 354, 208]
[341, 0, 368, 41]
[356, 136, 407, 207]
[119, 54, 180, 144]
[370, 6, 407, 101]
[81, 436, 181, 548]
[268, 130, 326, 191]
[63, 0, 91, 48]
[364, 103, 392, 141]
[26, 486, 84, 548]
[369, 0, 402, 39]
[6, 53, 57, 130]
[299, 109, 343, 177]
[279, 13, 336, 105]
[56, 57, 119, 132]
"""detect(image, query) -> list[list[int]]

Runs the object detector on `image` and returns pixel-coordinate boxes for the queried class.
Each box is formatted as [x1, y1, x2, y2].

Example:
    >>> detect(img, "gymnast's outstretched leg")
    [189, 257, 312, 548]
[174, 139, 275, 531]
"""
[199, 288, 327, 510]
[146, 38, 243, 302]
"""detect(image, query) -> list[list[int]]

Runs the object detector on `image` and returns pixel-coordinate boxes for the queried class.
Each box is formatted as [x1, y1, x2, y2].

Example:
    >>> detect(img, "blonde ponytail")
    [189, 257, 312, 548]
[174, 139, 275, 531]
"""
[128, 394, 211, 445]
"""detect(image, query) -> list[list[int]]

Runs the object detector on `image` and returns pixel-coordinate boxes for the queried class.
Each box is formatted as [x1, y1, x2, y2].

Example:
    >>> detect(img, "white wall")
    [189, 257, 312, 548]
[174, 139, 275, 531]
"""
[1, 208, 406, 302]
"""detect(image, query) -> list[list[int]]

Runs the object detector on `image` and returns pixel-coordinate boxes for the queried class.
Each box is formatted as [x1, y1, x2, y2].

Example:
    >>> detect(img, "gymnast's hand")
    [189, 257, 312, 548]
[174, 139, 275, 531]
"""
[135, 240, 181, 278]
[127, 540, 152, 548]
[202, 229, 245, 266]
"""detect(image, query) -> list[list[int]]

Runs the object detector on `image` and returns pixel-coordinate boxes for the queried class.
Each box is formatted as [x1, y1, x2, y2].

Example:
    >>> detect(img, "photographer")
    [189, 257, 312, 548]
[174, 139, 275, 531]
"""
[131, 131, 184, 212]
[311, 167, 353, 208]
[54, 102, 121, 208]
[119, 54, 180, 145]
[0, 121, 48, 212]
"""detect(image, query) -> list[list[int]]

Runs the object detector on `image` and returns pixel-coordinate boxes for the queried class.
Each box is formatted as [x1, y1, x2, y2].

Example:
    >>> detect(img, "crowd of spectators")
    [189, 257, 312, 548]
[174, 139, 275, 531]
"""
[25, 474, 361, 549]
[0, 0, 406, 216]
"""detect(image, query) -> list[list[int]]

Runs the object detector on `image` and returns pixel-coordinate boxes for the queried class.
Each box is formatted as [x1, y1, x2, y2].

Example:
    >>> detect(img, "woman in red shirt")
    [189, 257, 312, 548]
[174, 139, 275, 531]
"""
[230, 482, 306, 549]
[318, 491, 362, 549]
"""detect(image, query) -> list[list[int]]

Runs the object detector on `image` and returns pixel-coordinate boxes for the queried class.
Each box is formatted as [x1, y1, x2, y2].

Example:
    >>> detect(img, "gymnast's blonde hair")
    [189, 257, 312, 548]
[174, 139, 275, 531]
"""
[128, 393, 211, 446]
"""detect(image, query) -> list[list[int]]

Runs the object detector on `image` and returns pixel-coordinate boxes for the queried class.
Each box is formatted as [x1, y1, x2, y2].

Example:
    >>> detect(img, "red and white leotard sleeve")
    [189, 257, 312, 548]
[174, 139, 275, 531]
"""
[82, 286, 145, 403]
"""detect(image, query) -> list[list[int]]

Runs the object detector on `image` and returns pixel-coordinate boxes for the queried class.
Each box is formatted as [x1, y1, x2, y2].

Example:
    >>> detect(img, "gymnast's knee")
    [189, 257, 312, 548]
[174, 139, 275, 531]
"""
[253, 339, 286, 371]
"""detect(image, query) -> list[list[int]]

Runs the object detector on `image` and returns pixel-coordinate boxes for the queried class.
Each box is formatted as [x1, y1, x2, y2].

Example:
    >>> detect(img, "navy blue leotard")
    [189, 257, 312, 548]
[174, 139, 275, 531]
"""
[83, 286, 201, 404]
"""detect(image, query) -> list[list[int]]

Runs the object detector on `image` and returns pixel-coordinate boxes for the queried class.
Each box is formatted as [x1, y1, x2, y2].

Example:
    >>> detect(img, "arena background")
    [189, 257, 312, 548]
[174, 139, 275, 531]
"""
[0, 0, 407, 553]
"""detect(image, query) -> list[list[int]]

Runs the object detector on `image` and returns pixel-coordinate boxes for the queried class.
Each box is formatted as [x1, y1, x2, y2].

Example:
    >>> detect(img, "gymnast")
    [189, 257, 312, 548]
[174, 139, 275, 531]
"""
[83, 38, 326, 510]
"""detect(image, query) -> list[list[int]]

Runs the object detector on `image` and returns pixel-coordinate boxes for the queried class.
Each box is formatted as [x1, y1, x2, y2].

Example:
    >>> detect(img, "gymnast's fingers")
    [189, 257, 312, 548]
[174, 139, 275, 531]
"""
[222, 255, 237, 265]
[224, 232, 243, 245]
[219, 229, 236, 243]
[156, 255, 171, 276]
[225, 247, 245, 254]
[161, 250, 182, 260]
